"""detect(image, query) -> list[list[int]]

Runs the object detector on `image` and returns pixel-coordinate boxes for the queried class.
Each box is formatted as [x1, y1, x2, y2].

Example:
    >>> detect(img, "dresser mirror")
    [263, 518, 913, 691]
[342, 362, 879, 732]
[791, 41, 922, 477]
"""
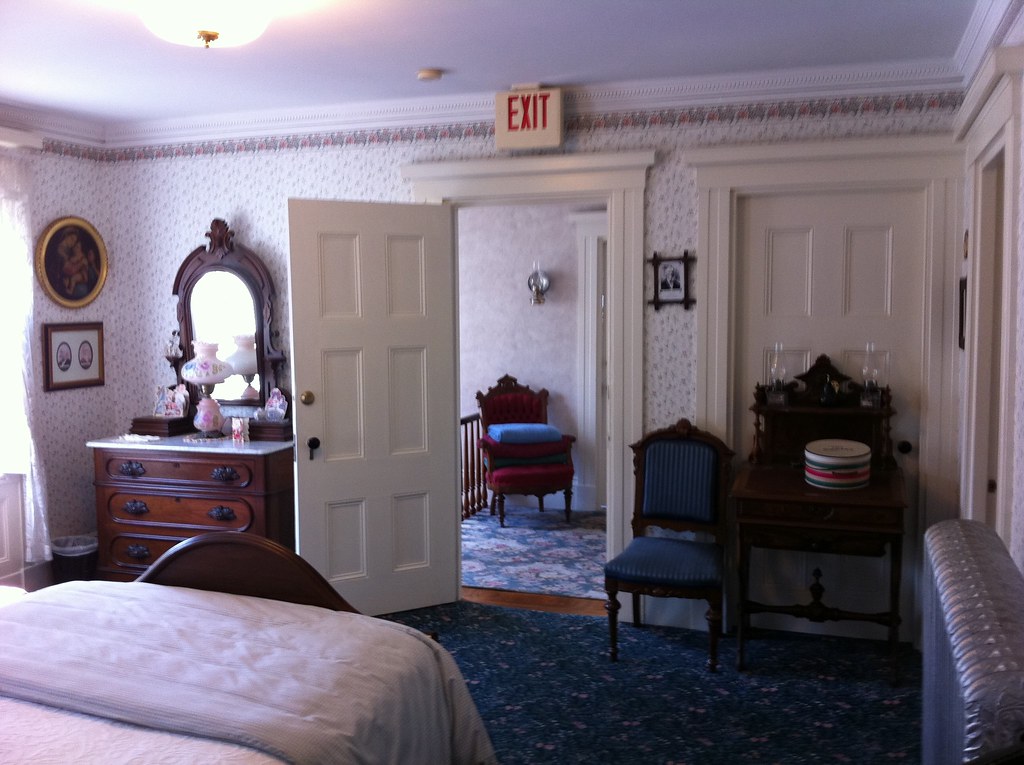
[172, 219, 286, 408]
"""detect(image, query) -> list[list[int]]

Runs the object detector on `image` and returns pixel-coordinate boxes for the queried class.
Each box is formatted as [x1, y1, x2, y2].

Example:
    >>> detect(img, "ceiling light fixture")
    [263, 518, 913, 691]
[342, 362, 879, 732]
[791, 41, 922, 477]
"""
[417, 68, 445, 82]
[140, 1, 272, 48]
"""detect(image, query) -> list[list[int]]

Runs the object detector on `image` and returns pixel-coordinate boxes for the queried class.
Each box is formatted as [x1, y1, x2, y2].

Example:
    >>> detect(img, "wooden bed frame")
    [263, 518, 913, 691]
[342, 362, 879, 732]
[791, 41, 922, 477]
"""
[136, 532, 359, 613]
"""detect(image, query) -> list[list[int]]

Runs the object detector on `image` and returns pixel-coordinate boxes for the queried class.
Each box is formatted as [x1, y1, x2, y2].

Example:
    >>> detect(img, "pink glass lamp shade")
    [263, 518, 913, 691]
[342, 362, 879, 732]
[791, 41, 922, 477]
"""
[225, 334, 259, 400]
[180, 341, 233, 436]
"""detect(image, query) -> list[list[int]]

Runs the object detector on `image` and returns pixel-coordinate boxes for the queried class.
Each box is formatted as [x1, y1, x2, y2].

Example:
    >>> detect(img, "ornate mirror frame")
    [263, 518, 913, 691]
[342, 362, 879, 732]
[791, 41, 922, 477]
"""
[172, 219, 286, 408]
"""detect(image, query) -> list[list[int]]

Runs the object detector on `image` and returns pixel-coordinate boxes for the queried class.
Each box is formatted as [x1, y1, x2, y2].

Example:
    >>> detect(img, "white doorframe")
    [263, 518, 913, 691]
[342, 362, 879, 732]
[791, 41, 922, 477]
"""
[688, 136, 963, 639]
[571, 211, 608, 511]
[403, 151, 654, 560]
[957, 55, 1022, 550]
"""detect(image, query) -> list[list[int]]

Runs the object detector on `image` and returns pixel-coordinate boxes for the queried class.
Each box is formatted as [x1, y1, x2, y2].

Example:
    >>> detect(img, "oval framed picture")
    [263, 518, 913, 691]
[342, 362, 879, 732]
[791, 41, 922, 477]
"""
[35, 216, 108, 308]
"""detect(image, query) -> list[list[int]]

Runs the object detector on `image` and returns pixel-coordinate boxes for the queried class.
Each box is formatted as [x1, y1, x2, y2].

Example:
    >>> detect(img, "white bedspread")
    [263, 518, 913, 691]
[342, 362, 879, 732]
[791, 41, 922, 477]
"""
[0, 581, 496, 764]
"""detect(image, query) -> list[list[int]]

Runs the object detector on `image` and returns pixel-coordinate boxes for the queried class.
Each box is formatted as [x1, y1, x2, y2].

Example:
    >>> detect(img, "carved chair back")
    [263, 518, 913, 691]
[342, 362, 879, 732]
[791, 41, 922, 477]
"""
[475, 374, 550, 428]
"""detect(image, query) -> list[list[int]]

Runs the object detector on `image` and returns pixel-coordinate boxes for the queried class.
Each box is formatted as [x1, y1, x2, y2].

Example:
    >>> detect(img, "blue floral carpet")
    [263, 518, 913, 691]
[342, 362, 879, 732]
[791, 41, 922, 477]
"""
[388, 601, 922, 764]
[461, 505, 605, 598]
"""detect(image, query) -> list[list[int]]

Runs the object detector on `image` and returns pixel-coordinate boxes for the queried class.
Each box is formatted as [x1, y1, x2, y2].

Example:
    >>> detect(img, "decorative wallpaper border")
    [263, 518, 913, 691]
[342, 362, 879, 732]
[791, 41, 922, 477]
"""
[42, 92, 964, 163]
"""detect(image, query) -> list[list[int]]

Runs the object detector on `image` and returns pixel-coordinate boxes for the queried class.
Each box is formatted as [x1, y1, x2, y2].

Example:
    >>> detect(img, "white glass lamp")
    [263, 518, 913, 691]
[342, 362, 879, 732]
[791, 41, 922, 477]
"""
[862, 341, 881, 390]
[768, 341, 786, 391]
[180, 341, 233, 436]
[225, 334, 259, 400]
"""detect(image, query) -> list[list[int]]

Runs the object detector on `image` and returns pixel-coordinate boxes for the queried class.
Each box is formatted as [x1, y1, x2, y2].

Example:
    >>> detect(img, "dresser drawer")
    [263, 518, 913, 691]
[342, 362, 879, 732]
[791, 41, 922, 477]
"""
[98, 488, 255, 532]
[104, 532, 185, 574]
[737, 500, 902, 531]
[95, 450, 258, 491]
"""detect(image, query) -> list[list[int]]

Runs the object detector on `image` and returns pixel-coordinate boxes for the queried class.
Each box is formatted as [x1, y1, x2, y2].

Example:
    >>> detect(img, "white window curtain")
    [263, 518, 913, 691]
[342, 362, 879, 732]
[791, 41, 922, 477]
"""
[0, 153, 51, 562]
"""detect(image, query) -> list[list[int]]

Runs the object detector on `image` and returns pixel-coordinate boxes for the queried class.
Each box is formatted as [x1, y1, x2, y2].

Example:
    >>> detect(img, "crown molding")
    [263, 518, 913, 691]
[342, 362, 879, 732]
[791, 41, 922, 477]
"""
[568, 61, 964, 113]
[98, 94, 499, 149]
[0, 102, 106, 146]
[2, 59, 970, 150]
[954, 43, 1024, 139]
[955, 0, 1023, 79]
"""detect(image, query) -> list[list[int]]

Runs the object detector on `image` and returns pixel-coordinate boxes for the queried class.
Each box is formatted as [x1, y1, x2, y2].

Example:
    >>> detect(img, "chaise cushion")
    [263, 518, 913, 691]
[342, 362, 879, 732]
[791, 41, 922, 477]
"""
[478, 434, 574, 460]
[487, 463, 574, 492]
[487, 423, 563, 444]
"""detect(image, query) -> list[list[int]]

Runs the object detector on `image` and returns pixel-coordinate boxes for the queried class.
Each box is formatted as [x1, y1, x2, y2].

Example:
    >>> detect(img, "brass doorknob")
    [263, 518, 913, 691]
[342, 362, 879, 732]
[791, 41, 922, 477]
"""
[299, 391, 315, 405]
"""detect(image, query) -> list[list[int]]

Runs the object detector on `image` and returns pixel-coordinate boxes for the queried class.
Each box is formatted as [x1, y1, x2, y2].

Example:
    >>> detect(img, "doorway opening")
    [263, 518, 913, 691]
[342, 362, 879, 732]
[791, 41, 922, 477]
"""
[404, 149, 653, 613]
[456, 202, 608, 600]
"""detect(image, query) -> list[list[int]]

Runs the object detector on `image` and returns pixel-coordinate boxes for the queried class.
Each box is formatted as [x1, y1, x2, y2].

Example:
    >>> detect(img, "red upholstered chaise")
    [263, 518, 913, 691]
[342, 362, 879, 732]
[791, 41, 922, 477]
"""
[475, 374, 575, 527]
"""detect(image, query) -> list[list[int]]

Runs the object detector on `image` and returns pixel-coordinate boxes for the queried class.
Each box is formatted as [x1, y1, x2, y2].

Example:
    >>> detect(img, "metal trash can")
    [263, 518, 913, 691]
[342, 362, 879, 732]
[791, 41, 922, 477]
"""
[51, 534, 98, 583]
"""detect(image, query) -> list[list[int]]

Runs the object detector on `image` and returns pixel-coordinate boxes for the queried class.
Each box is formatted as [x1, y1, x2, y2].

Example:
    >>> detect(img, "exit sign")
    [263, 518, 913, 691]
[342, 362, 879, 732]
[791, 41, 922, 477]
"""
[495, 87, 563, 150]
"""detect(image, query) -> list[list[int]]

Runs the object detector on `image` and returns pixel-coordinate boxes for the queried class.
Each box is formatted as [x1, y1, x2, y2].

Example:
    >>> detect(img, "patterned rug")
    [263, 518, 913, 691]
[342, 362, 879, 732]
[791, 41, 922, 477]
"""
[460, 504, 605, 599]
[388, 601, 922, 764]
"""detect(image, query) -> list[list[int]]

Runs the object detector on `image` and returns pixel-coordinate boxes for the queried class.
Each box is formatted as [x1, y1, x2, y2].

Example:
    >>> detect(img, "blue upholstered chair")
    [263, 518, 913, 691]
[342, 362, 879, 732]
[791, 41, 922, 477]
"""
[604, 418, 734, 670]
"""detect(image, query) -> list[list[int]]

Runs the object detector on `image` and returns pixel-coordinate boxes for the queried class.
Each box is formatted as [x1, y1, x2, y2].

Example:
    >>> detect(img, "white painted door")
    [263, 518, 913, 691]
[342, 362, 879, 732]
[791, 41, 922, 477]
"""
[288, 198, 458, 615]
[734, 187, 925, 638]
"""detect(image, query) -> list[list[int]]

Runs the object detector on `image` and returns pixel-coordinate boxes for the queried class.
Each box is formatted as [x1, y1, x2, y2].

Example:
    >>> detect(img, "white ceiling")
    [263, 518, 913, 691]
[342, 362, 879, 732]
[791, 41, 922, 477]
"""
[0, 0, 1014, 146]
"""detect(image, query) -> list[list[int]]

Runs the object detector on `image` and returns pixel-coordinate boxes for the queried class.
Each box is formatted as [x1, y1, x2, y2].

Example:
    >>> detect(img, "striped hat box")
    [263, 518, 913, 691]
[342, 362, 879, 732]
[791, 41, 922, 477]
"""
[804, 439, 871, 490]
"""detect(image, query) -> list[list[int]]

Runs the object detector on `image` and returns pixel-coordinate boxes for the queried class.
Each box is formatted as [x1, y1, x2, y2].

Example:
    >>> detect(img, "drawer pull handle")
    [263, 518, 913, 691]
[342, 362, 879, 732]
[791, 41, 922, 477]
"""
[119, 461, 146, 478]
[208, 506, 237, 522]
[125, 544, 150, 560]
[211, 466, 240, 483]
[123, 499, 149, 516]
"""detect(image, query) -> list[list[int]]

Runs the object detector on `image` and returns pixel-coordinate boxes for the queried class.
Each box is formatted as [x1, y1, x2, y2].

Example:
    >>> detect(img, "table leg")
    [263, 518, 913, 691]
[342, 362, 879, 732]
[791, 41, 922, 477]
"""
[888, 536, 902, 685]
[737, 537, 750, 671]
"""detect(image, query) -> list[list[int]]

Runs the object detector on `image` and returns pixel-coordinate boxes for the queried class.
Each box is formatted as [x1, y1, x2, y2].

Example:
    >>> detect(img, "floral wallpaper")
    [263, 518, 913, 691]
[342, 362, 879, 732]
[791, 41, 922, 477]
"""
[23, 93, 960, 538]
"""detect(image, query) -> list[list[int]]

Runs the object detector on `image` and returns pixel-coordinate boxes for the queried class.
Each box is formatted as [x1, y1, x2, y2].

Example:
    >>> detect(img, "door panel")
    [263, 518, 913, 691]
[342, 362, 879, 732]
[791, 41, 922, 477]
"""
[288, 198, 458, 615]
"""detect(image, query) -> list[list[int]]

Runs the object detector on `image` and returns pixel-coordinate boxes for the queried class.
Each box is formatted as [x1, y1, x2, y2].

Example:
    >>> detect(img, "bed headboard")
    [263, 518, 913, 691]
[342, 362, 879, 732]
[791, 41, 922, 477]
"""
[136, 532, 359, 613]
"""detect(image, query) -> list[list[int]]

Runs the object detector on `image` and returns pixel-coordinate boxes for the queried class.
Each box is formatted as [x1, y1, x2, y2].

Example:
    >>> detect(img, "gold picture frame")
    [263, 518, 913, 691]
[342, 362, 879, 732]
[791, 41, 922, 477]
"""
[35, 216, 108, 308]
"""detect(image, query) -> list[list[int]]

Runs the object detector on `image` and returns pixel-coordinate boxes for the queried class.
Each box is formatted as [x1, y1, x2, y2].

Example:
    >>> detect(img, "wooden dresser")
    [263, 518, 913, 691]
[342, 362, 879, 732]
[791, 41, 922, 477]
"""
[88, 436, 295, 581]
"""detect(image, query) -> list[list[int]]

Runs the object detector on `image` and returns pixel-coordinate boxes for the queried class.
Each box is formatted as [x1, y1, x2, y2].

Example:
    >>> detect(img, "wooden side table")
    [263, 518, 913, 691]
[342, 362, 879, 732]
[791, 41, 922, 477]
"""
[731, 464, 907, 683]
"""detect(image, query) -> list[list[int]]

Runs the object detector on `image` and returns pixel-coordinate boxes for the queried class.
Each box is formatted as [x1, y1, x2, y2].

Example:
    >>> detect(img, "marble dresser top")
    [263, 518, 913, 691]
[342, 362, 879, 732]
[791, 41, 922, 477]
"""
[86, 434, 294, 457]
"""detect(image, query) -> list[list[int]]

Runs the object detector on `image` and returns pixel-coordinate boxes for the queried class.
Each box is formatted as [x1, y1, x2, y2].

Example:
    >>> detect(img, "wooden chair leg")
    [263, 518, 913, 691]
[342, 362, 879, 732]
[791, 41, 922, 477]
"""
[537, 495, 545, 513]
[497, 493, 506, 527]
[563, 487, 573, 522]
[606, 587, 620, 661]
[705, 599, 722, 673]
[631, 592, 642, 627]
[488, 491, 496, 515]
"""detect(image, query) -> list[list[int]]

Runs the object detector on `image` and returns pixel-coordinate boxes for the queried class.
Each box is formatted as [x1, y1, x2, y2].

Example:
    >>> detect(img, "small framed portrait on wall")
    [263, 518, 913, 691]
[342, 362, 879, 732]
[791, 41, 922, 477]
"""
[43, 322, 104, 391]
[35, 217, 108, 309]
[648, 250, 696, 310]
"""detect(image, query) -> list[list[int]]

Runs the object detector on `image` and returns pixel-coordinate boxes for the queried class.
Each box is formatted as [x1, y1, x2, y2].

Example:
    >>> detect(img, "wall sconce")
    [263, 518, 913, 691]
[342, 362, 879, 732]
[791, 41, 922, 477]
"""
[527, 262, 551, 304]
[180, 341, 233, 436]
